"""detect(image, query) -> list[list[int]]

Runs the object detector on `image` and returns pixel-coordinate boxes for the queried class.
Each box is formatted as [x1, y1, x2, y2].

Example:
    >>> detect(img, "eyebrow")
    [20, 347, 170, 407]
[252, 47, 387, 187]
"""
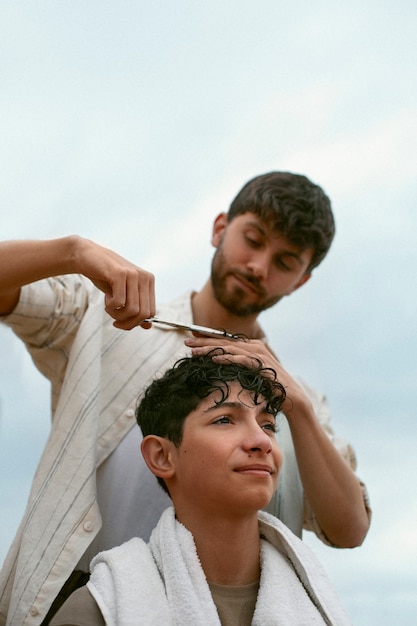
[204, 401, 242, 413]
[204, 400, 275, 419]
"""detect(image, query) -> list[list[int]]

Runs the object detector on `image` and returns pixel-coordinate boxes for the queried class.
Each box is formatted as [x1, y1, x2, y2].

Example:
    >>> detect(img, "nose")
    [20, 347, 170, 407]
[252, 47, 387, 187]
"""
[246, 250, 270, 282]
[242, 423, 273, 455]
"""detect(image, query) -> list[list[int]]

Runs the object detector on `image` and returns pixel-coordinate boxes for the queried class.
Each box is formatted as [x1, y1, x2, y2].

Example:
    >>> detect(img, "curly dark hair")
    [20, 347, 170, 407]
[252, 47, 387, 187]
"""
[227, 171, 335, 271]
[136, 349, 286, 494]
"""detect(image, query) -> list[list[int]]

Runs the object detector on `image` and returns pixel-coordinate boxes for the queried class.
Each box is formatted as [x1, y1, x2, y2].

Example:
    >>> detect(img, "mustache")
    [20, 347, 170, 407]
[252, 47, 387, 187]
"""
[232, 270, 266, 297]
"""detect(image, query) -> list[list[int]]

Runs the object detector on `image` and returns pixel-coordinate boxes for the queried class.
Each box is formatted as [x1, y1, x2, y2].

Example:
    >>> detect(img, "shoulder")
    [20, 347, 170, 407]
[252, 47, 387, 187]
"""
[90, 536, 147, 570]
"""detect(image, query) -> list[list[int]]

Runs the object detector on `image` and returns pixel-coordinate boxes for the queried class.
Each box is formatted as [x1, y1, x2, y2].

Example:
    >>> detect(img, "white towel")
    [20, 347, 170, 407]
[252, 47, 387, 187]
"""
[87, 506, 351, 625]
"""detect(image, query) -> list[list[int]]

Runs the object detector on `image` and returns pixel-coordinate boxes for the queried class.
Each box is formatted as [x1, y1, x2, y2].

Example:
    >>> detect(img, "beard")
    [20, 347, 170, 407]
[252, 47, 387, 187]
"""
[210, 243, 282, 317]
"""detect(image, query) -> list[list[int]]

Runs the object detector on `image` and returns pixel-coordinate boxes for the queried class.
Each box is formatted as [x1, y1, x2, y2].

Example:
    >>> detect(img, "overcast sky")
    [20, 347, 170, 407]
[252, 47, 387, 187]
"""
[1, 2, 416, 624]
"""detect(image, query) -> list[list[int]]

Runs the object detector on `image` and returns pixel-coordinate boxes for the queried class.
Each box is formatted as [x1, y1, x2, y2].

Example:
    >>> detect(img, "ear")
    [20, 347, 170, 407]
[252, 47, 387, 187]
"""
[211, 212, 228, 248]
[141, 435, 176, 481]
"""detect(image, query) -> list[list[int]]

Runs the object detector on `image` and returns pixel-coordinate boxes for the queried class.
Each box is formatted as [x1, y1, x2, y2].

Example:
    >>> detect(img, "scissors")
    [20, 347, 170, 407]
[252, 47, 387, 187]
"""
[144, 317, 243, 341]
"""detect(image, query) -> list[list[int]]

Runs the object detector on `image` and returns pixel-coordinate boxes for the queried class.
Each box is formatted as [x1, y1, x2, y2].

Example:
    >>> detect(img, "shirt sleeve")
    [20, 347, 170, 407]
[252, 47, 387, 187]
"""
[1, 274, 94, 414]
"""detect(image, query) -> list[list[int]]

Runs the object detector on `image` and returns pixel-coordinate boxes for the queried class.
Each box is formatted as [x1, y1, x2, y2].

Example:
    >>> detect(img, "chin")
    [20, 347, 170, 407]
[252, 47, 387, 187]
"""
[236, 494, 274, 514]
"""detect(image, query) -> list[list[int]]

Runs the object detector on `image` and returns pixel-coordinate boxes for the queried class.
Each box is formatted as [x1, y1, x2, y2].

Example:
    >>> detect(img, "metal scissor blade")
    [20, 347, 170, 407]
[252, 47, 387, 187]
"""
[144, 317, 242, 340]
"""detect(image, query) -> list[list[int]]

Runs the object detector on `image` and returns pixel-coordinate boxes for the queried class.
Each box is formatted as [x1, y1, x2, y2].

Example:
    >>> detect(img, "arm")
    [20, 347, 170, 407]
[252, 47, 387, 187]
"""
[0, 236, 155, 329]
[277, 375, 369, 547]
[185, 336, 370, 548]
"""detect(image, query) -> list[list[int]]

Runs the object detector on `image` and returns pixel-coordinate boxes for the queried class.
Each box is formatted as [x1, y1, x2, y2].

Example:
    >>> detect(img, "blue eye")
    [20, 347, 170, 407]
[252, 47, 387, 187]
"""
[262, 422, 277, 433]
[214, 416, 231, 425]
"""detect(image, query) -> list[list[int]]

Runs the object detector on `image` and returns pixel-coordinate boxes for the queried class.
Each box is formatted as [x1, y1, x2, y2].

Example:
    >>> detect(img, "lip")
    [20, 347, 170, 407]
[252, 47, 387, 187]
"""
[234, 464, 274, 477]
[231, 272, 262, 296]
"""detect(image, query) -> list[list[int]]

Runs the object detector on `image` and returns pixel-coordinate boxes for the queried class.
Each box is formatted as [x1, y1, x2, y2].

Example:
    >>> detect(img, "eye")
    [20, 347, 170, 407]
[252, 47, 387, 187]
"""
[274, 257, 291, 271]
[245, 232, 263, 248]
[261, 421, 277, 433]
[213, 415, 232, 425]
[246, 237, 260, 248]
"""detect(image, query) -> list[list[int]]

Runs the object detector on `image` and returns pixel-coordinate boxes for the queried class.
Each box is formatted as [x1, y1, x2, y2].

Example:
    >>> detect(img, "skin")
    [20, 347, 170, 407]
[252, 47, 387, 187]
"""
[0, 213, 311, 330]
[187, 212, 369, 546]
[0, 236, 155, 328]
[141, 383, 282, 585]
[191, 212, 312, 338]
[185, 339, 369, 547]
[0, 211, 370, 547]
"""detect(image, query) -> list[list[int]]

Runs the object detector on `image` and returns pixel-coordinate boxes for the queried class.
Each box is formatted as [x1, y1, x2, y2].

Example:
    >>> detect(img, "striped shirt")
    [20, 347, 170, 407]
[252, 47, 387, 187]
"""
[0, 275, 368, 625]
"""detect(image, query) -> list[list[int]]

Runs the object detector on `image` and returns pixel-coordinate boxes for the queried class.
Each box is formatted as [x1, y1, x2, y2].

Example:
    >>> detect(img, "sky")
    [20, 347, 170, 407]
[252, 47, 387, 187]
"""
[0, 1, 416, 623]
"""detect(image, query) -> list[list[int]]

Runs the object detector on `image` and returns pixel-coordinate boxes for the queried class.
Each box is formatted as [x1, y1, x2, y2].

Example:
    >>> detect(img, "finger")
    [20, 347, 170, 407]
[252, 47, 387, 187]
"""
[112, 276, 156, 330]
[188, 345, 256, 364]
[106, 269, 155, 323]
[211, 352, 259, 365]
[185, 336, 260, 356]
[185, 336, 239, 349]
[112, 316, 146, 331]
[104, 278, 127, 314]
[131, 269, 155, 320]
[105, 293, 126, 319]
[120, 271, 140, 317]
[112, 311, 153, 331]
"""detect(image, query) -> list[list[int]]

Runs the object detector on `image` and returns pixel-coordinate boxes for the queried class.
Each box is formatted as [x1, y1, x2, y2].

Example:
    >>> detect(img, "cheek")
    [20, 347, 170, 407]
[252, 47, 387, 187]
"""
[181, 442, 230, 475]
[179, 445, 221, 472]
[272, 443, 283, 471]
[219, 235, 247, 265]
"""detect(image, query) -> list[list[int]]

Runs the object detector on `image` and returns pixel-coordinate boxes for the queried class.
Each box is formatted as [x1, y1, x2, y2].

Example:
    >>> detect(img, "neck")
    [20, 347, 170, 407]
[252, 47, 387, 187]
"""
[192, 281, 264, 339]
[176, 507, 261, 586]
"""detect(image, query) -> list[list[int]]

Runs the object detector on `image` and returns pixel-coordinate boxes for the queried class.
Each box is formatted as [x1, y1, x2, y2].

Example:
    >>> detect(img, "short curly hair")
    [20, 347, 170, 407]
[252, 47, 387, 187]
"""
[136, 349, 286, 494]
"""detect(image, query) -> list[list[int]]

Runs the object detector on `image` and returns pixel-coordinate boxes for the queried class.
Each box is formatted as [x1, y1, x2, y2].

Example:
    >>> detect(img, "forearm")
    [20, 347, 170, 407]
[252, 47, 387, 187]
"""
[0, 236, 81, 314]
[0, 236, 156, 329]
[286, 400, 370, 547]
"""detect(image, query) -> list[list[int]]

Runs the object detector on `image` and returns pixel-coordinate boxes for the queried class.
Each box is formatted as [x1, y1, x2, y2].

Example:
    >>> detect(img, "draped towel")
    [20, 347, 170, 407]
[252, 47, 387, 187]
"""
[87, 507, 351, 625]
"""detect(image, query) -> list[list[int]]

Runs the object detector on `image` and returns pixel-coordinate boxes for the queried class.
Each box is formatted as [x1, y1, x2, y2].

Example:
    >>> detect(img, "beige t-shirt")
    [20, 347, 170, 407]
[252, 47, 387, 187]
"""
[209, 580, 259, 626]
[50, 581, 259, 626]
[49, 586, 104, 626]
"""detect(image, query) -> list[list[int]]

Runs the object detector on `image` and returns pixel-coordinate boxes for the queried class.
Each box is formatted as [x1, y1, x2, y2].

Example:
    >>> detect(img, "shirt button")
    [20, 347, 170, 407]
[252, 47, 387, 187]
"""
[126, 408, 135, 418]
[30, 606, 39, 616]
[83, 521, 93, 532]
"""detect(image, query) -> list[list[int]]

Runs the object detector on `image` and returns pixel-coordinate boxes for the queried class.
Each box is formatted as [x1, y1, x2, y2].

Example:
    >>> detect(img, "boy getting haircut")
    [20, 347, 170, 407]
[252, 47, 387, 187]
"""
[136, 348, 286, 495]
[50, 351, 351, 625]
